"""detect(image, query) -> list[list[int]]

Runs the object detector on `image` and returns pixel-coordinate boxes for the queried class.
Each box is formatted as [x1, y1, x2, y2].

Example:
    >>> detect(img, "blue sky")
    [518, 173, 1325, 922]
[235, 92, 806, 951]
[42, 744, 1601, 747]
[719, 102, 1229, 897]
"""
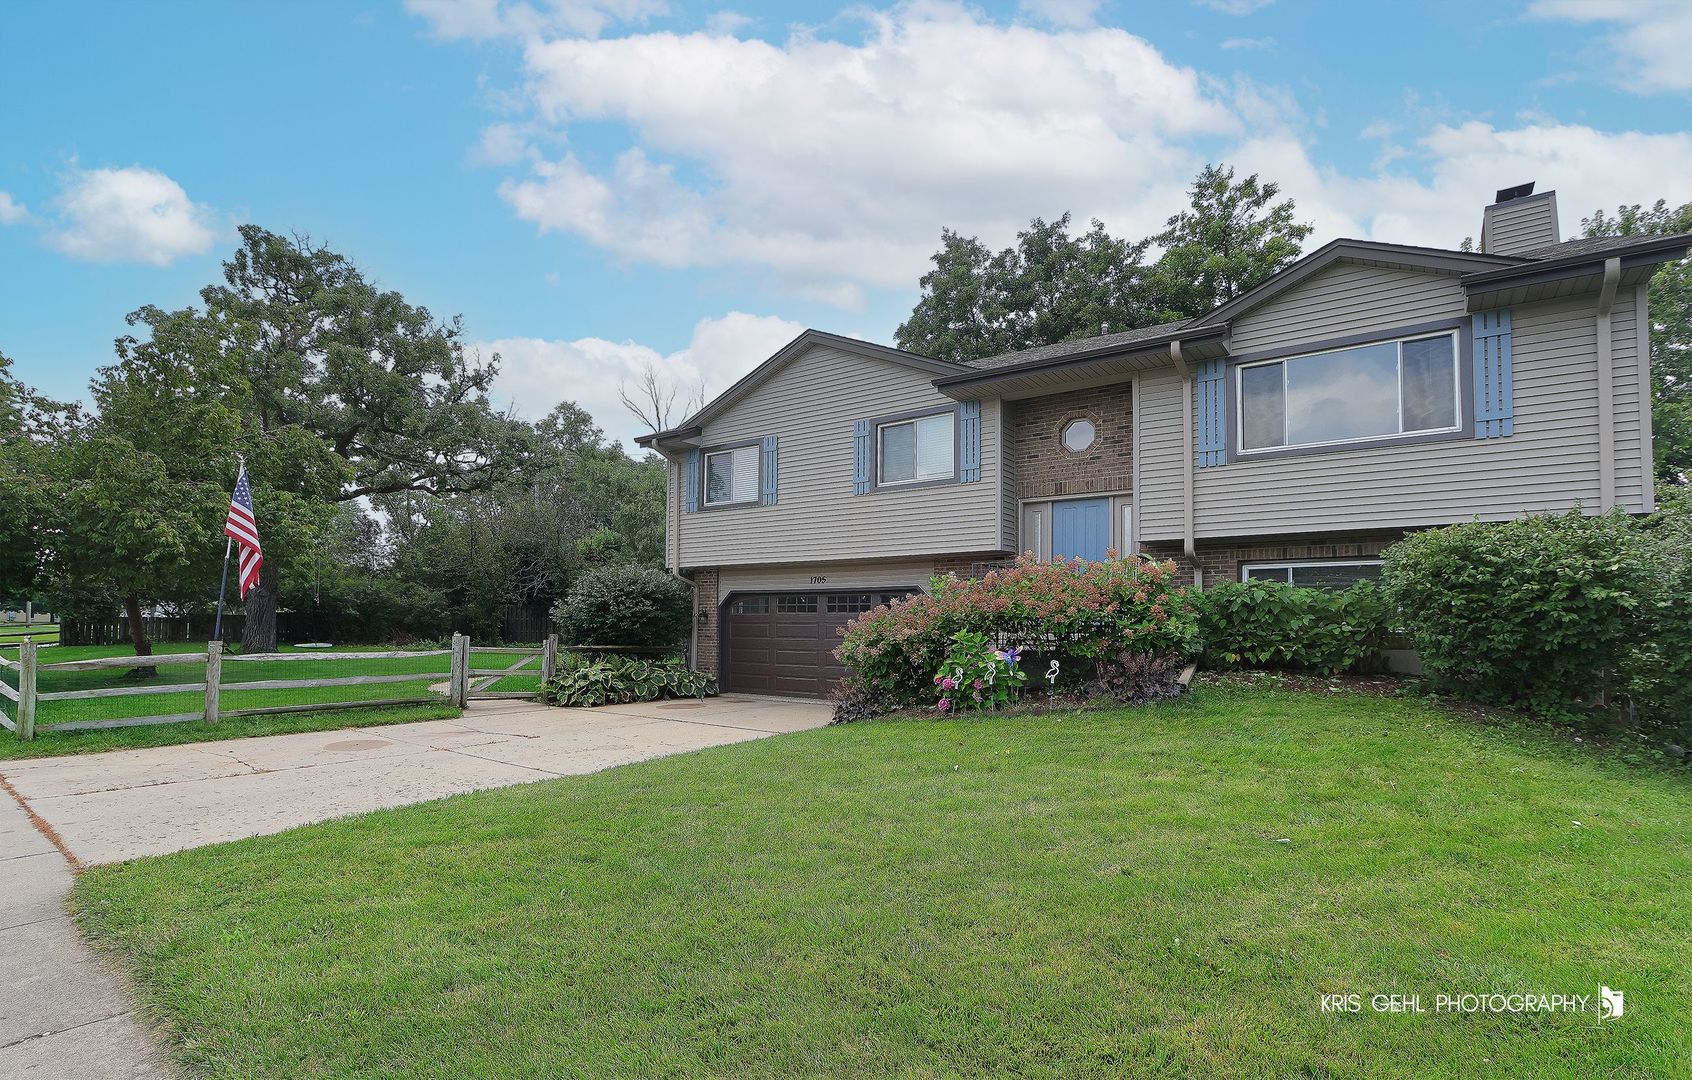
[3, 0, 1689, 448]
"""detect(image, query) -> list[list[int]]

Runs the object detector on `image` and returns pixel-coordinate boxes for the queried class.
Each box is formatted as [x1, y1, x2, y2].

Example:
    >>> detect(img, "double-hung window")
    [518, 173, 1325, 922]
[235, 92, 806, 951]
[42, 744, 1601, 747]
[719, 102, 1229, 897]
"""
[1238, 331, 1461, 453]
[704, 445, 759, 506]
[877, 412, 955, 486]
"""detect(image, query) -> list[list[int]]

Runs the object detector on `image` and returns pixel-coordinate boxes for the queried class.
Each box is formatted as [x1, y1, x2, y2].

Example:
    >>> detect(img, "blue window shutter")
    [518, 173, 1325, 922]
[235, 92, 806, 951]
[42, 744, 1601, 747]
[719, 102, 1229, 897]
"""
[683, 450, 700, 513]
[959, 401, 982, 483]
[1474, 309, 1514, 439]
[1195, 359, 1227, 467]
[852, 420, 871, 494]
[760, 435, 778, 505]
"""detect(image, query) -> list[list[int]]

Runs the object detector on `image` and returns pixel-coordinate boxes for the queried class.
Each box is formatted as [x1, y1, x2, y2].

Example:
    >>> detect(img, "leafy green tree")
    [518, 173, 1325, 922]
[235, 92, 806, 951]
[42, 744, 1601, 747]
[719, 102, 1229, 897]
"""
[119, 226, 535, 650]
[1144, 164, 1313, 321]
[896, 164, 1311, 363]
[0, 351, 68, 606]
[896, 215, 1152, 363]
[1580, 199, 1692, 485]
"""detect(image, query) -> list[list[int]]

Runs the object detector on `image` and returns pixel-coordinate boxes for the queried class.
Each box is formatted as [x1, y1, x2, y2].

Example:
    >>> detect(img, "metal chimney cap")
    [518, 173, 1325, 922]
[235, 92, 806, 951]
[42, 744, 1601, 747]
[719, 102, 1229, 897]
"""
[1494, 181, 1536, 203]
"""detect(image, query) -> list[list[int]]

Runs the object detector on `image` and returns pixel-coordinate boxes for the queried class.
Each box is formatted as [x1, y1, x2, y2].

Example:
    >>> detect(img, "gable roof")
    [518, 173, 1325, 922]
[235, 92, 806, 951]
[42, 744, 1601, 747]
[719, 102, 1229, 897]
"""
[634, 329, 967, 448]
[1183, 239, 1525, 330]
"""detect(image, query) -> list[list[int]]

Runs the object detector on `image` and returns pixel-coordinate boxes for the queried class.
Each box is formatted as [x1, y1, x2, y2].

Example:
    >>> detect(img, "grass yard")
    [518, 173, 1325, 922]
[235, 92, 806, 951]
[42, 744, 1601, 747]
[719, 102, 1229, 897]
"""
[0, 641, 542, 759]
[74, 686, 1691, 1079]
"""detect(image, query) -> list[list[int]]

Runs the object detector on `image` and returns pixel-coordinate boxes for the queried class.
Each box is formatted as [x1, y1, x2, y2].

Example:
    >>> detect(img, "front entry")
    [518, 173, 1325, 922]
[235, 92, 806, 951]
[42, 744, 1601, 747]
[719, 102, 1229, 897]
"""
[1052, 497, 1111, 562]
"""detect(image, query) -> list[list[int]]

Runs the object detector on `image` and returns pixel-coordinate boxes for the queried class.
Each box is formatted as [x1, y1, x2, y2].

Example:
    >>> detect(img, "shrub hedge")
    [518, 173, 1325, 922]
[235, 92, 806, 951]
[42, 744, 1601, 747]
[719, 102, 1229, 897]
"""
[834, 554, 1198, 715]
[551, 565, 691, 648]
[1192, 579, 1391, 677]
[1382, 504, 1691, 759]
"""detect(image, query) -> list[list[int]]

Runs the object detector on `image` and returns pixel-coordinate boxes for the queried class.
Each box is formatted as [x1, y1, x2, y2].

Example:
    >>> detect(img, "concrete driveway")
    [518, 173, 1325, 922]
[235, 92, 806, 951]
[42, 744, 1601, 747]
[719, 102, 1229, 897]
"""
[0, 694, 833, 867]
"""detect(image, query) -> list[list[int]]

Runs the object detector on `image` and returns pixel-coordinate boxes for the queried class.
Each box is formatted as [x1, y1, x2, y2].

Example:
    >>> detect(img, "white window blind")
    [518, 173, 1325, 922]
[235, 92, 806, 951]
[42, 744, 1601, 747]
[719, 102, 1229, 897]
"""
[704, 445, 759, 504]
[878, 413, 954, 485]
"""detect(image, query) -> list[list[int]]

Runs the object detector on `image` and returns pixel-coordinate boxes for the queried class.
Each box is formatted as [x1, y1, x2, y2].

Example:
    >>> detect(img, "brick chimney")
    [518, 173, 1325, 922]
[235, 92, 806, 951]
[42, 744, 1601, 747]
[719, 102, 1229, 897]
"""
[1480, 182, 1559, 256]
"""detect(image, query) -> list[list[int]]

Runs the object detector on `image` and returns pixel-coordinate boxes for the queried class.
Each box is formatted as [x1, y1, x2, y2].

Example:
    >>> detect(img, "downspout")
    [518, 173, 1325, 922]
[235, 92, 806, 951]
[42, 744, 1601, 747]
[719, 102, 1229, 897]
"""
[1596, 257, 1620, 511]
[654, 447, 699, 665]
[1171, 339, 1199, 587]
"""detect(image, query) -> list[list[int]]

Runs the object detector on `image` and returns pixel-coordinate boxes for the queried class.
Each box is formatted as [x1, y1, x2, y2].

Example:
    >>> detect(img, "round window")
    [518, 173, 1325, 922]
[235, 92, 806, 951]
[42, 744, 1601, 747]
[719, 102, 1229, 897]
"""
[1061, 418, 1097, 453]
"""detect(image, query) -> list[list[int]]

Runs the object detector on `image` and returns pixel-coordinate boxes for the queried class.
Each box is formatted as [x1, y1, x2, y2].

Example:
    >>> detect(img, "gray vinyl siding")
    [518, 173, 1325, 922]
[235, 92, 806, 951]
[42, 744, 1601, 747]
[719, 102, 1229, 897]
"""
[1228, 262, 1466, 355]
[1186, 294, 1643, 536]
[1611, 287, 1647, 508]
[1135, 372, 1186, 542]
[677, 344, 1003, 567]
[999, 417, 1019, 552]
[1482, 194, 1559, 256]
[718, 558, 938, 596]
[1135, 263, 1651, 542]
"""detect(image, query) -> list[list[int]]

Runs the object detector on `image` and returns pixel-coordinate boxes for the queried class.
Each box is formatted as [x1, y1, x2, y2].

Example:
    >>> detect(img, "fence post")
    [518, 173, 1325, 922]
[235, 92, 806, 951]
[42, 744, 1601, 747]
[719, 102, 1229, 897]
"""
[541, 633, 558, 684]
[204, 640, 222, 724]
[450, 632, 469, 708]
[17, 640, 37, 741]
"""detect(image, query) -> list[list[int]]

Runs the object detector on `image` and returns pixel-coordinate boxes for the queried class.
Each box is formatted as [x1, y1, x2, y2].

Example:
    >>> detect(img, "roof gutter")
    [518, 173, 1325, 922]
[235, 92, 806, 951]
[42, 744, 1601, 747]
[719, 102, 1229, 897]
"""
[1461, 232, 1692, 290]
[934, 324, 1227, 391]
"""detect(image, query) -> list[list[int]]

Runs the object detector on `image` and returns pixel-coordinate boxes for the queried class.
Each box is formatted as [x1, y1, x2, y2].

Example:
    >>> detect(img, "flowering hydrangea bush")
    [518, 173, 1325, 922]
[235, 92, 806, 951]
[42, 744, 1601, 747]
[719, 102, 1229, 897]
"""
[934, 631, 1027, 712]
[835, 553, 1199, 711]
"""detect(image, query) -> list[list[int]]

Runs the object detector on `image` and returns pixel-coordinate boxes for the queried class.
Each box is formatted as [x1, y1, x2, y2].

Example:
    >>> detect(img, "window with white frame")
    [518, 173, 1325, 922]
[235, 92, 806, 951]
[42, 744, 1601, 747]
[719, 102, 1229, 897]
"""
[877, 412, 955, 486]
[704, 445, 759, 505]
[1238, 331, 1460, 453]
[1242, 560, 1383, 591]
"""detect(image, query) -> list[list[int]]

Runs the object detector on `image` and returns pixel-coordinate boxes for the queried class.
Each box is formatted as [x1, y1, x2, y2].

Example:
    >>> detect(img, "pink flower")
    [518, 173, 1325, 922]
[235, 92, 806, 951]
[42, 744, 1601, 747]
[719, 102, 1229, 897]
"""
[941, 677, 956, 690]
[937, 698, 952, 712]
[973, 679, 983, 689]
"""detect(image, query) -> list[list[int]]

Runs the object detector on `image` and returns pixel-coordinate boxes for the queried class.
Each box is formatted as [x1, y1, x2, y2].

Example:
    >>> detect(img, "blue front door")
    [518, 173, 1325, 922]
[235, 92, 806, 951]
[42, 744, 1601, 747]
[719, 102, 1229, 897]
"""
[1052, 497, 1110, 562]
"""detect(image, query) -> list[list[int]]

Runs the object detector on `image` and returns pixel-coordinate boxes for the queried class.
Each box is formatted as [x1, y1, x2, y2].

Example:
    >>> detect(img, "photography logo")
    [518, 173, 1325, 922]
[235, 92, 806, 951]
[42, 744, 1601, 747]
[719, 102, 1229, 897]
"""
[1599, 986, 1624, 1022]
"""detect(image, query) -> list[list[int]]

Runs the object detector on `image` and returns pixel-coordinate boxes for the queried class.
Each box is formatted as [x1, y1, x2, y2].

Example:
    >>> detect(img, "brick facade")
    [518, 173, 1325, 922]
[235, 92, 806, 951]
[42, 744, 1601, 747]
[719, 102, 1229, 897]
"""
[1007, 383, 1134, 500]
[1141, 531, 1404, 587]
[691, 568, 720, 675]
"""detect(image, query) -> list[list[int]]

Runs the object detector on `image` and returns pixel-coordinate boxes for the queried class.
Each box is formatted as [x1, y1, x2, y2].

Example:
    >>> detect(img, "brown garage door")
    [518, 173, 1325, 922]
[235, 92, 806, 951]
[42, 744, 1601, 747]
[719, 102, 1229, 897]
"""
[722, 591, 915, 697]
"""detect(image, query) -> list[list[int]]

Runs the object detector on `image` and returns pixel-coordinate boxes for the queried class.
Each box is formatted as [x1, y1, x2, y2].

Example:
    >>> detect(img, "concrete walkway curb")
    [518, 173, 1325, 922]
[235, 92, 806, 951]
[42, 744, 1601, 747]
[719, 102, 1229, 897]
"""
[0, 781, 172, 1079]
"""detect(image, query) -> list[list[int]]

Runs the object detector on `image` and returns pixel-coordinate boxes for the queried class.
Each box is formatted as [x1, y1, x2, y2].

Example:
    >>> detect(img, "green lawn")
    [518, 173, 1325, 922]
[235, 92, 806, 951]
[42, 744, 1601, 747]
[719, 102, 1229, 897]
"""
[1, 641, 541, 758]
[74, 687, 1691, 1078]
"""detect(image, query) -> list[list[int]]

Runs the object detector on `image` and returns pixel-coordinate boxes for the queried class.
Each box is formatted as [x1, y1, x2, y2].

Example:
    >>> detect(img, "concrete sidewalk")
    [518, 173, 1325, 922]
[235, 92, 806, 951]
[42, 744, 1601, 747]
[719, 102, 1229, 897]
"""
[1, 694, 833, 866]
[0, 788, 170, 1078]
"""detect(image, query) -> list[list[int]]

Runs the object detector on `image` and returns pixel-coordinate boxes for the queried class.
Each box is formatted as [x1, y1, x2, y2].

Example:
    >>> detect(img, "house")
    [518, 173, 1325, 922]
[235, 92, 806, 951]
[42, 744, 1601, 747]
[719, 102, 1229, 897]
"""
[637, 183, 1692, 697]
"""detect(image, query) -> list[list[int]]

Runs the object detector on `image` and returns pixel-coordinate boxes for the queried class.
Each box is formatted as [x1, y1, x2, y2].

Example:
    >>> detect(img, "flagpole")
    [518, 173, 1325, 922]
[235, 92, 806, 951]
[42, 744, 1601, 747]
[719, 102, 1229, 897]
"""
[212, 537, 233, 643]
[212, 453, 245, 644]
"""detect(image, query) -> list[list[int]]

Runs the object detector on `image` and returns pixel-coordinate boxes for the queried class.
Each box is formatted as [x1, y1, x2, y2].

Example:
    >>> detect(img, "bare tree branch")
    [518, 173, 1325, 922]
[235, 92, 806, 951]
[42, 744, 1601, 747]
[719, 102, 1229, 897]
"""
[617, 363, 703, 433]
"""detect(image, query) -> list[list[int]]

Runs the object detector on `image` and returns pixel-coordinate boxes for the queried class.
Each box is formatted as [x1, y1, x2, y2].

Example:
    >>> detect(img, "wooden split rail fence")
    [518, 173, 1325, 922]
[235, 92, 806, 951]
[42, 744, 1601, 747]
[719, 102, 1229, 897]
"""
[1, 633, 560, 741]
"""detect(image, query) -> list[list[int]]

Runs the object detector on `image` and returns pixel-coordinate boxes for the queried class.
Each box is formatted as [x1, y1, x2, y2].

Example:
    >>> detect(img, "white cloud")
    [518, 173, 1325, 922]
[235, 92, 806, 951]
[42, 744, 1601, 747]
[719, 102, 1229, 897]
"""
[1219, 36, 1272, 50]
[1231, 121, 1692, 250]
[497, 4, 1236, 302]
[1529, 0, 1692, 93]
[47, 166, 218, 266]
[483, 310, 806, 450]
[704, 9, 752, 35]
[1194, 0, 1273, 14]
[1017, 0, 1102, 29]
[405, 0, 668, 40]
[0, 191, 26, 225]
[434, 0, 1692, 309]
[469, 121, 538, 166]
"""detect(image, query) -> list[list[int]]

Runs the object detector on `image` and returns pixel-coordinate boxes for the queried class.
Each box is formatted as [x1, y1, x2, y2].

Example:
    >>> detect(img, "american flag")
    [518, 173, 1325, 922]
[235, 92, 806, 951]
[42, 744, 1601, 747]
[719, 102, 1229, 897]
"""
[223, 466, 263, 598]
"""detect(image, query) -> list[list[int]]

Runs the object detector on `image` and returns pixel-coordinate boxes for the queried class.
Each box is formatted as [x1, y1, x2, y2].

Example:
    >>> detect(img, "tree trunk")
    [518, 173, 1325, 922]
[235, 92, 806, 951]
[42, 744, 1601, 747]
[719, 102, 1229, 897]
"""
[240, 563, 281, 654]
[122, 591, 158, 680]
